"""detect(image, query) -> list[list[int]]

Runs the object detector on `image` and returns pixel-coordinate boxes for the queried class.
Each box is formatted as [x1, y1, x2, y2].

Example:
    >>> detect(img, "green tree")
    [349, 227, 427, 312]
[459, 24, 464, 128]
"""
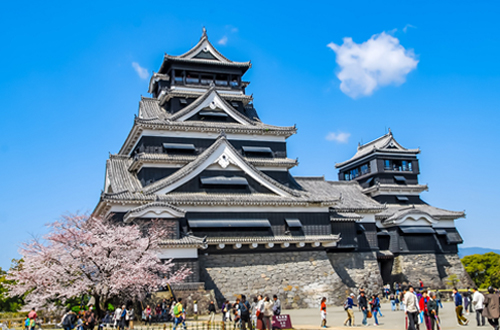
[0, 261, 24, 312]
[461, 252, 500, 288]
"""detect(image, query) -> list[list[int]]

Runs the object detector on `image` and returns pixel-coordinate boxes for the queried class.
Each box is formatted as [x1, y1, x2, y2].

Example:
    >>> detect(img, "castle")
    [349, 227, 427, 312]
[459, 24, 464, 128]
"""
[93, 29, 471, 307]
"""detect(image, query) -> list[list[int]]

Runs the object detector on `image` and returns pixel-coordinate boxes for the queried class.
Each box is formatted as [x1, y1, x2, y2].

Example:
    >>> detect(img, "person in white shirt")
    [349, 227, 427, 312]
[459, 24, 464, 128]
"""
[113, 306, 122, 329]
[404, 286, 419, 330]
[472, 287, 486, 326]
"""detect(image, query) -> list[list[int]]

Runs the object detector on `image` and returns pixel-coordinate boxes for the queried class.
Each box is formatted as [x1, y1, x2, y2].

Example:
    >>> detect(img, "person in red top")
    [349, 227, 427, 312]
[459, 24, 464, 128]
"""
[419, 279, 424, 289]
[28, 308, 37, 321]
[419, 290, 431, 330]
[320, 297, 327, 328]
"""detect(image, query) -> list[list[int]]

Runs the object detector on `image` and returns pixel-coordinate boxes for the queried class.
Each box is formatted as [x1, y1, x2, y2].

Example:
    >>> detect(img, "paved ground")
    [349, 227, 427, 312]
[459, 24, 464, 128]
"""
[194, 301, 486, 330]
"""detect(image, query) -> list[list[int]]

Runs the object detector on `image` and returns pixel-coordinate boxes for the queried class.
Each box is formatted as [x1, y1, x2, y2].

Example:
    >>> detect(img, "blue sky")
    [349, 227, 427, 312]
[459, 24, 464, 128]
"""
[1, 1, 499, 269]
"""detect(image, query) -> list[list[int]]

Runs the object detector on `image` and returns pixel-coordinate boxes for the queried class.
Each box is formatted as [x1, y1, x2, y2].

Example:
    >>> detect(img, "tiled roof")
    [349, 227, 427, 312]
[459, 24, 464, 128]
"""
[160, 90, 253, 105]
[142, 136, 302, 197]
[160, 235, 206, 247]
[129, 153, 298, 171]
[102, 137, 338, 207]
[123, 202, 186, 223]
[158, 28, 251, 72]
[330, 212, 363, 221]
[376, 204, 465, 222]
[205, 234, 340, 244]
[294, 177, 385, 213]
[168, 86, 254, 124]
[137, 88, 296, 136]
[106, 155, 143, 193]
[335, 131, 420, 168]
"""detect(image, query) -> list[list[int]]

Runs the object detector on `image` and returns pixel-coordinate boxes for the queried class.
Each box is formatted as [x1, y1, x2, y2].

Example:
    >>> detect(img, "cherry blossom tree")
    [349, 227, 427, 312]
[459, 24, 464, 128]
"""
[8, 214, 190, 314]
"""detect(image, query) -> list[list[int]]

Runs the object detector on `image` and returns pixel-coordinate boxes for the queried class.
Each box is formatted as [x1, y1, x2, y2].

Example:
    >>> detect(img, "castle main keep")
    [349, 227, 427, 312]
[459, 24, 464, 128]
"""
[93, 29, 471, 307]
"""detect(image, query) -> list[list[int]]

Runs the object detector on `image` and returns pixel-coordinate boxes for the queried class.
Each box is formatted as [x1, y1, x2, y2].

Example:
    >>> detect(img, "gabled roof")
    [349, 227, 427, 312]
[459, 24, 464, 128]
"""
[376, 203, 465, 223]
[335, 130, 420, 168]
[99, 137, 343, 210]
[158, 28, 251, 73]
[168, 86, 254, 125]
[118, 94, 296, 155]
[294, 177, 385, 213]
[142, 135, 300, 197]
[123, 202, 186, 223]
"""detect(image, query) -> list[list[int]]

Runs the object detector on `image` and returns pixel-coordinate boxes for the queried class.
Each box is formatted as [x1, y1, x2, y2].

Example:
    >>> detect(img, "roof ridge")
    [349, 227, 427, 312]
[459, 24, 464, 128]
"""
[358, 132, 391, 150]
[142, 135, 303, 197]
[168, 86, 255, 125]
[293, 176, 325, 181]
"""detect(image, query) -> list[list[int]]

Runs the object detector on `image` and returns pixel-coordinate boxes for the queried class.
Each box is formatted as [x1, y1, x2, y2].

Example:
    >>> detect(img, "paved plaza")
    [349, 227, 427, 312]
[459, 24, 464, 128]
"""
[195, 301, 483, 330]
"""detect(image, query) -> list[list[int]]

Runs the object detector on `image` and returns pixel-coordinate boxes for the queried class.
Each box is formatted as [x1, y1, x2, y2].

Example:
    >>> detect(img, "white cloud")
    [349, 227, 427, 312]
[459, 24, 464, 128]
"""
[327, 32, 418, 98]
[403, 24, 416, 33]
[325, 132, 351, 143]
[218, 36, 228, 45]
[131, 62, 149, 80]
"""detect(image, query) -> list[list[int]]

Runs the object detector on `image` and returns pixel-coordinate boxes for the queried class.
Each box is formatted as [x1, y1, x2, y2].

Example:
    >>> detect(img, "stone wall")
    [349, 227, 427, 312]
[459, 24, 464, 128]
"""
[199, 250, 352, 308]
[327, 251, 383, 295]
[391, 253, 473, 289]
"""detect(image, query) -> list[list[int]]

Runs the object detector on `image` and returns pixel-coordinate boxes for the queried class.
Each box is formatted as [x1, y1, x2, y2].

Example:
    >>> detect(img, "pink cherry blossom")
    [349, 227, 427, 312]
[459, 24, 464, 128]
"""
[8, 214, 190, 310]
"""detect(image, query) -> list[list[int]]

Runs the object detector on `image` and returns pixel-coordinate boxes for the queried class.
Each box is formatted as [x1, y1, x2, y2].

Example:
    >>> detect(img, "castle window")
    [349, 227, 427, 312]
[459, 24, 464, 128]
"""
[285, 218, 302, 229]
[163, 143, 196, 153]
[179, 99, 188, 105]
[344, 162, 370, 181]
[242, 146, 273, 157]
[200, 176, 249, 186]
[384, 159, 413, 172]
[394, 175, 407, 183]
[396, 195, 409, 202]
[186, 72, 200, 84]
[199, 111, 228, 118]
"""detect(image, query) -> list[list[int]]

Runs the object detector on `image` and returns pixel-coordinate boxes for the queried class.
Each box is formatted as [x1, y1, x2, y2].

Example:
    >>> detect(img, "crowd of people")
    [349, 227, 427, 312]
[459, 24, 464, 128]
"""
[327, 283, 500, 330]
[25, 282, 500, 330]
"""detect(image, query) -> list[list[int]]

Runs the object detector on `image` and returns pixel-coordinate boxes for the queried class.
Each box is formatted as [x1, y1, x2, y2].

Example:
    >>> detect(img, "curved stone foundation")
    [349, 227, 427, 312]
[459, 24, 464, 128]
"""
[391, 253, 473, 289]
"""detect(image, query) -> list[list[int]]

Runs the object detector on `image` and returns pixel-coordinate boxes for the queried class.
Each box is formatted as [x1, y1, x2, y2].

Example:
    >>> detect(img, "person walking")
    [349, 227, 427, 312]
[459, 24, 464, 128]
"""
[233, 298, 241, 330]
[343, 293, 357, 326]
[207, 301, 216, 325]
[240, 295, 251, 330]
[404, 286, 419, 330]
[453, 288, 469, 325]
[464, 289, 471, 316]
[143, 305, 152, 326]
[390, 291, 396, 311]
[250, 297, 258, 330]
[114, 305, 122, 328]
[172, 299, 186, 330]
[419, 291, 431, 330]
[262, 297, 274, 330]
[222, 300, 231, 323]
[370, 295, 380, 326]
[320, 297, 327, 328]
[472, 287, 486, 326]
[427, 292, 439, 330]
[359, 291, 368, 326]
[256, 295, 265, 330]
[118, 305, 128, 330]
[435, 290, 443, 309]
[482, 286, 499, 329]
[272, 295, 281, 316]
[400, 289, 405, 311]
